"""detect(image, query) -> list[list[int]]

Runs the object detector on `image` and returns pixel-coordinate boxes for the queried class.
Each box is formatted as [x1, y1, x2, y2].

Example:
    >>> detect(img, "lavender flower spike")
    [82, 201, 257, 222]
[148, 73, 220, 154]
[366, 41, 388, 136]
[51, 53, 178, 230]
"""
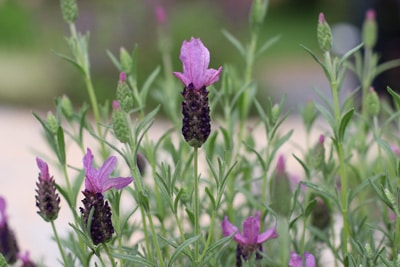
[289, 251, 316, 267]
[35, 157, 60, 222]
[80, 148, 132, 245]
[173, 37, 222, 90]
[173, 37, 222, 147]
[222, 211, 278, 245]
[83, 148, 132, 193]
[222, 211, 278, 266]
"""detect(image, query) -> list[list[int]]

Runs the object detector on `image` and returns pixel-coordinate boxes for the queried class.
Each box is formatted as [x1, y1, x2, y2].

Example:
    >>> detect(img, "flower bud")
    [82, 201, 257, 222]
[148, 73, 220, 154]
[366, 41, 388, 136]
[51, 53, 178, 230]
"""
[116, 72, 134, 112]
[0, 197, 19, 264]
[362, 9, 377, 49]
[60, 95, 74, 119]
[111, 101, 130, 144]
[155, 4, 167, 25]
[270, 155, 292, 216]
[120, 48, 133, 74]
[136, 152, 147, 176]
[311, 196, 331, 231]
[310, 134, 325, 170]
[317, 13, 332, 52]
[365, 243, 373, 259]
[250, 0, 268, 33]
[367, 87, 380, 116]
[60, 0, 78, 23]
[46, 112, 59, 135]
[271, 104, 280, 125]
[384, 188, 396, 207]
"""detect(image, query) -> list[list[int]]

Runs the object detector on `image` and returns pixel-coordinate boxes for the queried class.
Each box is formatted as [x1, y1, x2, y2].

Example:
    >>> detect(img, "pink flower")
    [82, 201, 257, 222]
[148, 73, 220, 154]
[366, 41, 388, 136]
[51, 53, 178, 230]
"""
[289, 251, 316, 267]
[83, 148, 132, 193]
[173, 37, 222, 90]
[221, 211, 278, 245]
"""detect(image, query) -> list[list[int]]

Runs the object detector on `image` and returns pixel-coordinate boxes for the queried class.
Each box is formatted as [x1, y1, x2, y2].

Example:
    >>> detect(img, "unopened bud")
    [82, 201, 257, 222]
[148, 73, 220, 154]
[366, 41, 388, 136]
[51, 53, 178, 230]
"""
[362, 9, 377, 49]
[60, 95, 74, 119]
[271, 104, 280, 125]
[310, 134, 325, 170]
[60, 0, 78, 23]
[317, 13, 332, 52]
[250, 0, 268, 32]
[384, 188, 396, 207]
[46, 112, 59, 135]
[111, 101, 130, 144]
[116, 72, 134, 112]
[365, 243, 373, 259]
[270, 155, 292, 216]
[367, 87, 380, 116]
[120, 48, 132, 74]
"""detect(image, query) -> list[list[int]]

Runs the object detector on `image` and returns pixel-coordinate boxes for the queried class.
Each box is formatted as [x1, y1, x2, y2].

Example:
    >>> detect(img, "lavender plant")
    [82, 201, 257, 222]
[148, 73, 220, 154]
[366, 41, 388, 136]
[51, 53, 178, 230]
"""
[3, 0, 400, 266]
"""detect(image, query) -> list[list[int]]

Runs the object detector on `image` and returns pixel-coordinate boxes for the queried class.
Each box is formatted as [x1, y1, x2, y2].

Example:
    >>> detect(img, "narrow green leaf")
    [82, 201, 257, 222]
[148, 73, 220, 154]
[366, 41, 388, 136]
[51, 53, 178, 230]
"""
[337, 108, 354, 142]
[57, 126, 66, 165]
[204, 187, 216, 210]
[168, 234, 201, 267]
[256, 35, 281, 57]
[199, 235, 233, 266]
[0, 253, 7, 267]
[52, 50, 85, 75]
[106, 49, 122, 71]
[387, 86, 400, 110]
[222, 29, 245, 56]
[304, 199, 317, 218]
[111, 253, 156, 267]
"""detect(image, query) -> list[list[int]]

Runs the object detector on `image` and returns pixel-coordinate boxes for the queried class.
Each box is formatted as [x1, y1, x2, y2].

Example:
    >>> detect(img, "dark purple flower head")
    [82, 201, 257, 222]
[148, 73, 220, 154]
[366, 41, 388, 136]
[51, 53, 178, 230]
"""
[222, 211, 278, 246]
[289, 251, 316, 267]
[0, 196, 7, 227]
[84, 148, 132, 193]
[173, 37, 222, 90]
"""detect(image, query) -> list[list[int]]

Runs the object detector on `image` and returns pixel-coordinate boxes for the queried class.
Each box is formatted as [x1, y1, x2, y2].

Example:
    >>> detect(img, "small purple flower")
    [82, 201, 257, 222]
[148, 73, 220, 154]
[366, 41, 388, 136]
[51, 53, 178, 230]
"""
[35, 157, 60, 222]
[289, 251, 316, 267]
[80, 148, 132, 245]
[222, 211, 278, 266]
[173, 37, 222, 147]
[83, 148, 132, 193]
[173, 37, 222, 90]
[0, 196, 19, 264]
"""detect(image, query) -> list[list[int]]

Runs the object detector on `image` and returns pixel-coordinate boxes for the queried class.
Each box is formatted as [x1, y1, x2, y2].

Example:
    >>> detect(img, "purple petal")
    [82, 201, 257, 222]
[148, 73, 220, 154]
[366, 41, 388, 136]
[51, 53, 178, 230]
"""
[221, 216, 238, 237]
[36, 157, 50, 181]
[257, 226, 278, 243]
[203, 67, 223, 87]
[304, 252, 316, 267]
[242, 212, 261, 245]
[97, 156, 117, 188]
[289, 252, 303, 267]
[83, 148, 100, 192]
[173, 37, 222, 89]
[103, 176, 133, 191]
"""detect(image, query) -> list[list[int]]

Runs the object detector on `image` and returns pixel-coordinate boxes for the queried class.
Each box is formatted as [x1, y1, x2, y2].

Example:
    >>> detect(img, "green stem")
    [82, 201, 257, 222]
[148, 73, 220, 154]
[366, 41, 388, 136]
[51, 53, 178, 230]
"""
[147, 211, 164, 266]
[331, 78, 349, 257]
[103, 243, 117, 267]
[68, 23, 107, 159]
[193, 147, 200, 266]
[394, 214, 400, 261]
[199, 209, 215, 262]
[51, 220, 69, 267]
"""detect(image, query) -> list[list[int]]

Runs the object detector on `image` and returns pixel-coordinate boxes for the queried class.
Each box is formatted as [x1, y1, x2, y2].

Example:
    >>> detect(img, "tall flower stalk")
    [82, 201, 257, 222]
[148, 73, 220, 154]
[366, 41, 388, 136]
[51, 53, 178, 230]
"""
[173, 37, 222, 264]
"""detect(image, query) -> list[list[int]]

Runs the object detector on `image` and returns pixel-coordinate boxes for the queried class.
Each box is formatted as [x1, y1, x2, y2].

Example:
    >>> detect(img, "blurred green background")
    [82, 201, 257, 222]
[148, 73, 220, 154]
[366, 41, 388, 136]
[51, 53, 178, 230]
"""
[0, 0, 355, 109]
